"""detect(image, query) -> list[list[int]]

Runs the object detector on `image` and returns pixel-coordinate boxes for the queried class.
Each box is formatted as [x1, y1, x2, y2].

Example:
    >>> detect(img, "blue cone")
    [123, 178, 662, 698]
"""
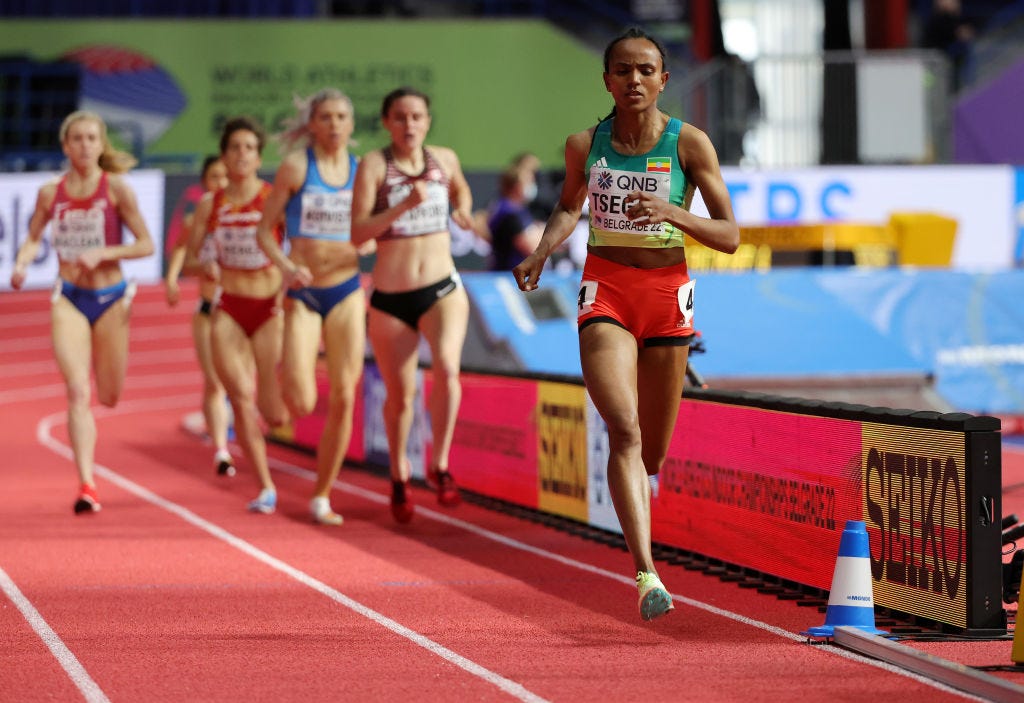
[802, 520, 887, 638]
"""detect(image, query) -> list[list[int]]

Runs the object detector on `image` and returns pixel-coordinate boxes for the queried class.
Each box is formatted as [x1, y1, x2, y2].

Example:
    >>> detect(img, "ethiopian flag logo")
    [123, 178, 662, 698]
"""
[647, 157, 671, 173]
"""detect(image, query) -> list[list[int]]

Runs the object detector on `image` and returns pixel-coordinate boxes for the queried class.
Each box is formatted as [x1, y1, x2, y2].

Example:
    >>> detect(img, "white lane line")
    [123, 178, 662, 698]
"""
[0, 372, 201, 405]
[30, 394, 979, 701]
[34, 402, 549, 703]
[0, 349, 194, 380]
[0, 567, 111, 703]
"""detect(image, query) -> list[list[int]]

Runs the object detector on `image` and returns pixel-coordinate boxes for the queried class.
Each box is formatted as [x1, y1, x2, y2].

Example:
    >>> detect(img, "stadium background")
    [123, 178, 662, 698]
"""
[3, 1, 1024, 697]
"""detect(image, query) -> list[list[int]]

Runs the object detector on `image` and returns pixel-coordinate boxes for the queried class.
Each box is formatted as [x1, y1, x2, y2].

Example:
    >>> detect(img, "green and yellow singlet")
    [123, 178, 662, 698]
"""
[585, 116, 692, 248]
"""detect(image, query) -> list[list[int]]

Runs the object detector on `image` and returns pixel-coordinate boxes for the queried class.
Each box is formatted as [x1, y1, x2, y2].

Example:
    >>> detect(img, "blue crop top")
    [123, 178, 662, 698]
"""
[284, 148, 357, 241]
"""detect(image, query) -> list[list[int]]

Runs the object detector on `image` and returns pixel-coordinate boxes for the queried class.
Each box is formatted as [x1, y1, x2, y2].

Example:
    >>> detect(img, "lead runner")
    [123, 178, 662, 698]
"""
[513, 28, 739, 619]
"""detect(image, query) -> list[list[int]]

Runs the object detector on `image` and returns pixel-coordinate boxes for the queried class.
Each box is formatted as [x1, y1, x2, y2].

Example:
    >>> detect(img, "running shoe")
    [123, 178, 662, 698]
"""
[390, 480, 414, 524]
[310, 496, 343, 526]
[214, 450, 236, 477]
[73, 485, 101, 514]
[426, 465, 462, 507]
[247, 488, 277, 515]
[636, 571, 674, 621]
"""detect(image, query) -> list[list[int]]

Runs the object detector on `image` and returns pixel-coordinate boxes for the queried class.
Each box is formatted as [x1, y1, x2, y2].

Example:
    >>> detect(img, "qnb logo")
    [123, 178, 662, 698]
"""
[597, 171, 613, 190]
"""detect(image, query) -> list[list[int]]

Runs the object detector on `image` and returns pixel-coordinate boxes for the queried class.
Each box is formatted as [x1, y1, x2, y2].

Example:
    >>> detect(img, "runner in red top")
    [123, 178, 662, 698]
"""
[164, 156, 234, 479]
[188, 116, 287, 515]
[10, 110, 155, 514]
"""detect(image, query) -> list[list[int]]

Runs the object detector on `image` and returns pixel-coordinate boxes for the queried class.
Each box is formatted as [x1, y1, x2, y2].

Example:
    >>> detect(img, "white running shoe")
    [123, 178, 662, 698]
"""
[310, 496, 343, 526]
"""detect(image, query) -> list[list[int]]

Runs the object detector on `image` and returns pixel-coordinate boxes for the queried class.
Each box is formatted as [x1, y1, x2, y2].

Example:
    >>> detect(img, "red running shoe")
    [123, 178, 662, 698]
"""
[390, 480, 414, 524]
[426, 466, 461, 507]
[73, 485, 101, 514]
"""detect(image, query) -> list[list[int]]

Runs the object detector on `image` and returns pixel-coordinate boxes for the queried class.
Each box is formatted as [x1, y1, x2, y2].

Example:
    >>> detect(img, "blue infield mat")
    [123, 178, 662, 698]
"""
[460, 268, 1024, 414]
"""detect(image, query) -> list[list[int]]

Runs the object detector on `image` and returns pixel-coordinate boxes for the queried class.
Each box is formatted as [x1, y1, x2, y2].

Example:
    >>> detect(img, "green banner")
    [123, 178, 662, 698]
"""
[0, 19, 612, 170]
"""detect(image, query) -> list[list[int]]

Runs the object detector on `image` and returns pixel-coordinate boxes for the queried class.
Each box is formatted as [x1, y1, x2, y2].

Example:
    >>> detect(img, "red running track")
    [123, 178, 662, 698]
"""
[1, 281, 1021, 703]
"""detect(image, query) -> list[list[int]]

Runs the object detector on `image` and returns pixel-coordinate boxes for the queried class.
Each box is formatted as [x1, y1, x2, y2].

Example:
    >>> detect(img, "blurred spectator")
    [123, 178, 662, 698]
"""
[509, 151, 557, 220]
[922, 0, 975, 91]
[487, 164, 542, 271]
[712, 53, 761, 165]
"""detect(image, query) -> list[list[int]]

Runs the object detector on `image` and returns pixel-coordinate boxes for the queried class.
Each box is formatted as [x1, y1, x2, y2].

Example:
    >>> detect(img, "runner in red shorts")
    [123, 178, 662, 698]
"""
[514, 28, 740, 620]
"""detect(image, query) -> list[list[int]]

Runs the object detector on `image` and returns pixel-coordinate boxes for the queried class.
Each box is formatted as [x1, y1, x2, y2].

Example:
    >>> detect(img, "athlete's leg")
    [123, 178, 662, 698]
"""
[312, 289, 366, 499]
[280, 297, 323, 418]
[579, 322, 655, 575]
[212, 311, 273, 493]
[51, 297, 96, 489]
[418, 286, 469, 472]
[636, 345, 689, 476]
[90, 292, 131, 408]
[368, 307, 421, 484]
[193, 308, 229, 455]
[251, 311, 288, 429]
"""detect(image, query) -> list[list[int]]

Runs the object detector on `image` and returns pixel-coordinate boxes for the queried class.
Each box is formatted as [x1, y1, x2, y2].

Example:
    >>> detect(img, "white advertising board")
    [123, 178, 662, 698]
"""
[0, 170, 165, 291]
[691, 165, 1017, 270]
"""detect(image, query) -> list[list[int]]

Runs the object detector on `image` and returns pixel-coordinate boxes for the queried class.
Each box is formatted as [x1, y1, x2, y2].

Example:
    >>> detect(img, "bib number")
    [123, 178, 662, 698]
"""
[677, 279, 695, 327]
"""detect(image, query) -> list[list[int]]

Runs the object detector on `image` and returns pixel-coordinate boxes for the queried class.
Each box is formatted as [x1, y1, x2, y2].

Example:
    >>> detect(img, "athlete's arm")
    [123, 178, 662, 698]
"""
[671, 125, 739, 254]
[10, 181, 57, 289]
[513, 129, 591, 291]
[186, 192, 219, 282]
[257, 151, 303, 276]
[437, 146, 473, 231]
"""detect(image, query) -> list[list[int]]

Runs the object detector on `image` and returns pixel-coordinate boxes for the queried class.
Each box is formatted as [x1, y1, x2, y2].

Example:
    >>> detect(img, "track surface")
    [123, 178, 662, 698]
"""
[2, 282, 1022, 702]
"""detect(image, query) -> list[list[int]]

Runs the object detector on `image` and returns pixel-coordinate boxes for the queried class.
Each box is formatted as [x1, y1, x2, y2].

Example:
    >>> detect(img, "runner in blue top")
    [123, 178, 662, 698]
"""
[257, 88, 369, 526]
[514, 28, 740, 620]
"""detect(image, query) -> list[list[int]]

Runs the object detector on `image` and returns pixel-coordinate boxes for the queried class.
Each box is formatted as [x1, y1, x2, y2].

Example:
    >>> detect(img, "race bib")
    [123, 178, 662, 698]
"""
[388, 181, 449, 236]
[588, 167, 671, 235]
[577, 279, 598, 317]
[53, 208, 105, 262]
[299, 190, 352, 238]
[677, 279, 695, 327]
[216, 223, 270, 270]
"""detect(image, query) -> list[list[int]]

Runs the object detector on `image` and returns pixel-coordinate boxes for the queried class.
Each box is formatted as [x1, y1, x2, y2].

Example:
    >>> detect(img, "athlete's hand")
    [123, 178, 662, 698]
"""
[78, 248, 104, 271]
[201, 260, 221, 283]
[626, 190, 662, 223]
[513, 252, 546, 292]
[9, 264, 26, 291]
[286, 264, 313, 289]
[451, 207, 474, 232]
[356, 239, 377, 256]
[165, 278, 180, 307]
[404, 181, 429, 209]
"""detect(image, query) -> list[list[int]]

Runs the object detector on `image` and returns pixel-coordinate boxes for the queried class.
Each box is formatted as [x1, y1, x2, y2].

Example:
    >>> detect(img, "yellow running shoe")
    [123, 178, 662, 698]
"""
[637, 571, 674, 620]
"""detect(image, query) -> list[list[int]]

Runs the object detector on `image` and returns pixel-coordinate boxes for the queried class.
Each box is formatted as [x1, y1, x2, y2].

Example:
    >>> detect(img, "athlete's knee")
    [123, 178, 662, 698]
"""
[284, 386, 316, 418]
[384, 390, 415, 419]
[431, 368, 461, 396]
[65, 379, 92, 409]
[325, 384, 356, 413]
[641, 446, 668, 476]
[258, 395, 289, 428]
[97, 388, 121, 408]
[202, 376, 224, 397]
[604, 416, 641, 453]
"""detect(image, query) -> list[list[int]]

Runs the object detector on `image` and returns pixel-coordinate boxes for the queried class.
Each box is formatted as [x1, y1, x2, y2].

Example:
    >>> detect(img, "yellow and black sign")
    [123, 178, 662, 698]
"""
[536, 382, 589, 522]
[862, 423, 967, 628]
